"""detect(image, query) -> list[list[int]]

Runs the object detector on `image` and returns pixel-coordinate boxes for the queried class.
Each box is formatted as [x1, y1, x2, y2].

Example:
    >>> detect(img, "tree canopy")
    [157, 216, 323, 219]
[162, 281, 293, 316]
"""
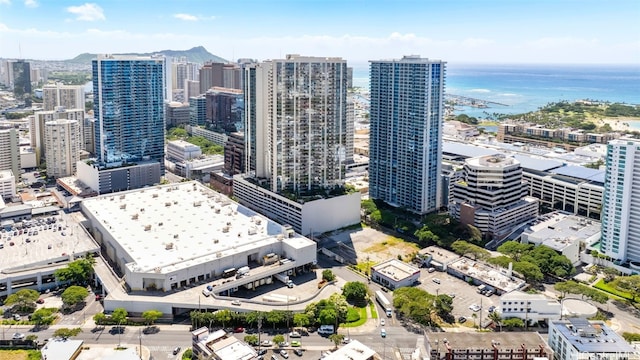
[3, 289, 39, 310]
[610, 275, 640, 302]
[54, 256, 95, 285]
[53, 327, 82, 339]
[393, 287, 452, 325]
[110, 308, 128, 324]
[495, 241, 575, 281]
[61, 286, 89, 307]
[142, 310, 163, 326]
[451, 240, 490, 261]
[342, 281, 368, 303]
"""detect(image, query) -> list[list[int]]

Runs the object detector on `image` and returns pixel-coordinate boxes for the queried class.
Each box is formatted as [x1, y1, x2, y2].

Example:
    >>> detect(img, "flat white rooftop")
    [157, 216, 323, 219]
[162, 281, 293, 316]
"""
[81, 182, 312, 275]
[524, 213, 600, 251]
[372, 259, 420, 281]
[449, 257, 525, 293]
[324, 340, 376, 360]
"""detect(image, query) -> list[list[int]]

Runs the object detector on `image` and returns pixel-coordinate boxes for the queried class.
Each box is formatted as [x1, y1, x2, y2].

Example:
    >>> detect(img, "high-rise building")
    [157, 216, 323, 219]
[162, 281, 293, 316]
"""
[11, 60, 31, 106]
[44, 119, 81, 178]
[31, 107, 85, 164]
[0, 127, 20, 181]
[42, 83, 85, 111]
[244, 54, 349, 193]
[224, 132, 244, 176]
[166, 102, 190, 128]
[92, 55, 166, 172]
[189, 95, 206, 126]
[450, 154, 538, 240]
[206, 87, 243, 133]
[368, 55, 445, 214]
[199, 62, 224, 94]
[600, 138, 640, 263]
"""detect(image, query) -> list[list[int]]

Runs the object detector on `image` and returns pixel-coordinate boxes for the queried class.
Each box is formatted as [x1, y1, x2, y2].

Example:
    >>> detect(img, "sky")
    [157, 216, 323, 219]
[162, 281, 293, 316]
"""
[0, 0, 639, 65]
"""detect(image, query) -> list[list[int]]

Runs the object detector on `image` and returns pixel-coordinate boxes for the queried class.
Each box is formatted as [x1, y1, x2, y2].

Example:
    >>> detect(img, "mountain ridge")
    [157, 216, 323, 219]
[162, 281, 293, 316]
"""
[68, 46, 227, 64]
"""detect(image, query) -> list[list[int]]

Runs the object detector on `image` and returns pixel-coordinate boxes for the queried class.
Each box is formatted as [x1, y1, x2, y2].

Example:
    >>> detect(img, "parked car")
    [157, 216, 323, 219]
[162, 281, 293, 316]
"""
[432, 278, 441, 284]
[291, 340, 301, 347]
[469, 304, 481, 312]
[380, 319, 385, 326]
[36, 298, 44, 304]
[342, 337, 351, 344]
[12, 314, 21, 321]
[289, 331, 301, 338]
[233, 327, 244, 333]
[231, 300, 241, 306]
[488, 306, 496, 313]
[172, 346, 181, 355]
[279, 350, 289, 358]
[458, 316, 467, 323]
[293, 349, 303, 356]
[12, 333, 25, 340]
[260, 340, 273, 347]
[427, 267, 436, 273]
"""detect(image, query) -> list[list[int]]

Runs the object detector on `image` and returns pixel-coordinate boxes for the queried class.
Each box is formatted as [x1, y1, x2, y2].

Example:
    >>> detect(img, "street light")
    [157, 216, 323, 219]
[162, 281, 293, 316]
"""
[118, 320, 123, 348]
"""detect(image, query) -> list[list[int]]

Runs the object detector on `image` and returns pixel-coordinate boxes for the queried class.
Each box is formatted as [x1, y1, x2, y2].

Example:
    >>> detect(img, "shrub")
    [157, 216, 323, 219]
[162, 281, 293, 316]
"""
[345, 308, 361, 323]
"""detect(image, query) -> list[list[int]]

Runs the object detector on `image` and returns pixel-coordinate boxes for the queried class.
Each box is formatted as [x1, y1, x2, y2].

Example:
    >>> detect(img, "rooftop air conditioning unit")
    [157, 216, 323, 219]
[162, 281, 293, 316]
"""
[144, 224, 152, 231]
[120, 204, 126, 209]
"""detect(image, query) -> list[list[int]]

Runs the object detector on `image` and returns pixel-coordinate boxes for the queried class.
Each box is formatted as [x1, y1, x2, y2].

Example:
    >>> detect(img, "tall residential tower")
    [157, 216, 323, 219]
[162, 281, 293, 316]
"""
[600, 138, 640, 263]
[92, 55, 166, 171]
[369, 56, 445, 214]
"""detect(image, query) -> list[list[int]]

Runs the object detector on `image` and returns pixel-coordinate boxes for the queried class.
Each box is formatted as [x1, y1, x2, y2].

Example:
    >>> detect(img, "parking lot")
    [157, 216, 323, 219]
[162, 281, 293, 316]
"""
[416, 268, 499, 326]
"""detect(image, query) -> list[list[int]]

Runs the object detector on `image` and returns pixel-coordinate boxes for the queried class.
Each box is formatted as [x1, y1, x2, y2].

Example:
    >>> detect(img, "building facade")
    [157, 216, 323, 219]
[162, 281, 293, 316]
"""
[11, 60, 31, 106]
[32, 108, 85, 164]
[600, 138, 640, 263]
[0, 170, 16, 199]
[205, 87, 243, 133]
[0, 128, 20, 181]
[548, 319, 637, 360]
[368, 56, 445, 214]
[189, 95, 207, 126]
[44, 119, 81, 178]
[92, 55, 166, 173]
[42, 83, 85, 111]
[167, 140, 202, 162]
[450, 154, 538, 240]
[223, 132, 244, 176]
[244, 54, 349, 194]
[166, 102, 190, 128]
[499, 290, 561, 324]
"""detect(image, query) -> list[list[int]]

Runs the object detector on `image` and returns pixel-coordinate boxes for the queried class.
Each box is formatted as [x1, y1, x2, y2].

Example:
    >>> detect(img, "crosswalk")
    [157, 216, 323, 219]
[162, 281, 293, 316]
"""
[146, 345, 176, 352]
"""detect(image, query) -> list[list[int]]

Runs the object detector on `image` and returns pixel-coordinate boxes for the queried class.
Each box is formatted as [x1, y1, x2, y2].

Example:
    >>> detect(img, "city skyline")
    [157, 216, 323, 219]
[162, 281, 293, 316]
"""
[0, 0, 638, 65]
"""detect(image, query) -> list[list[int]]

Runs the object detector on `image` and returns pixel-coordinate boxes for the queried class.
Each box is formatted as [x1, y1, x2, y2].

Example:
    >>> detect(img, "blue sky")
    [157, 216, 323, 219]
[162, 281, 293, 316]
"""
[0, 0, 638, 64]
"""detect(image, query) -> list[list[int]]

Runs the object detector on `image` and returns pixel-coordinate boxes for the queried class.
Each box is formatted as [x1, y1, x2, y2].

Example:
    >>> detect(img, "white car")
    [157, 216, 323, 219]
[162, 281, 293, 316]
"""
[469, 304, 481, 312]
[380, 319, 385, 326]
[12, 332, 25, 340]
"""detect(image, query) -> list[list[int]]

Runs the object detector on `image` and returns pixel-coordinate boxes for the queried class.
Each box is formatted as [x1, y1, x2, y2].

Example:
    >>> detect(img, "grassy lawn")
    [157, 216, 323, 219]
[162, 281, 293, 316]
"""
[369, 303, 378, 319]
[594, 279, 635, 301]
[0, 350, 41, 360]
[363, 236, 420, 254]
[341, 307, 368, 328]
[353, 261, 377, 275]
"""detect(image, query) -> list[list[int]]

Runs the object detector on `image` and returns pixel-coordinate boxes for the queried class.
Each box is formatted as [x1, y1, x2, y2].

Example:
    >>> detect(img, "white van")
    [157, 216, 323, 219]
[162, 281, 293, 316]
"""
[236, 266, 250, 278]
[318, 325, 335, 334]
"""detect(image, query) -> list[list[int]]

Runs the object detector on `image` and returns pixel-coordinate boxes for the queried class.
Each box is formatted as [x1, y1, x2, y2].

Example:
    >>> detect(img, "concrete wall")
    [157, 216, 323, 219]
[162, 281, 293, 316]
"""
[301, 192, 361, 235]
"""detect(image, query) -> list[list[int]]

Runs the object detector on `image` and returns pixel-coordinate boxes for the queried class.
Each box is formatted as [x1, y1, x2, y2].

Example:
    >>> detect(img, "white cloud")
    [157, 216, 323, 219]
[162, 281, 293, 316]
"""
[0, 0, 11, 5]
[24, 0, 37, 8]
[173, 13, 216, 21]
[66, 3, 105, 21]
[174, 13, 198, 21]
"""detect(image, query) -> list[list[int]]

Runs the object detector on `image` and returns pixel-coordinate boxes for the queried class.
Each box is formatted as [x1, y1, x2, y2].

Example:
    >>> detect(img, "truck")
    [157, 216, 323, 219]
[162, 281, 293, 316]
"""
[375, 290, 393, 317]
[274, 272, 289, 284]
[236, 266, 250, 278]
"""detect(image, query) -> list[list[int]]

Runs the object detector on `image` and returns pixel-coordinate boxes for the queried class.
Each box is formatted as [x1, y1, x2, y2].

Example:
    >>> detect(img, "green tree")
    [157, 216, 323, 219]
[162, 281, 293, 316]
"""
[488, 311, 502, 331]
[328, 293, 349, 323]
[610, 275, 640, 302]
[3, 289, 40, 310]
[54, 256, 95, 284]
[322, 270, 335, 282]
[142, 310, 163, 326]
[318, 308, 337, 326]
[342, 281, 368, 303]
[272, 334, 285, 346]
[245, 311, 262, 328]
[31, 308, 57, 327]
[266, 310, 285, 330]
[244, 334, 259, 346]
[328, 333, 344, 349]
[214, 309, 232, 328]
[414, 226, 439, 246]
[497, 241, 532, 261]
[451, 240, 490, 260]
[61, 286, 89, 308]
[502, 318, 524, 329]
[53, 327, 82, 339]
[26, 334, 38, 342]
[93, 313, 106, 325]
[182, 348, 193, 359]
[513, 261, 544, 282]
[623, 332, 640, 342]
[110, 308, 128, 324]
[293, 313, 310, 328]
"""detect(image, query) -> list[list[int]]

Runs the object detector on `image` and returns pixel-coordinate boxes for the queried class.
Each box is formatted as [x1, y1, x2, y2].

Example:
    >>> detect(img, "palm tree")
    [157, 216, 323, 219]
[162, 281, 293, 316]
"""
[488, 311, 502, 332]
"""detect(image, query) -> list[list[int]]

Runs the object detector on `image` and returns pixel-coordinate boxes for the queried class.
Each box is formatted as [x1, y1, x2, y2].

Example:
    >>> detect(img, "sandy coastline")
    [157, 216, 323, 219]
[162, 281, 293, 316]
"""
[596, 117, 640, 132]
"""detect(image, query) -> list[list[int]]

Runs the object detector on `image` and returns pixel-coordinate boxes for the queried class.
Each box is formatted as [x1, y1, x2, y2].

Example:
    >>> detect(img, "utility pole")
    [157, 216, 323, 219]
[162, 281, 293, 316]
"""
[138, 328, 142, 360]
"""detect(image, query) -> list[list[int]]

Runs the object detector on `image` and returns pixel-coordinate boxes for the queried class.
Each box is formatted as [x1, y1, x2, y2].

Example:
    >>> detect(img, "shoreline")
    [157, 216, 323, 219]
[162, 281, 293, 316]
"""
[595, 117, 640, 132]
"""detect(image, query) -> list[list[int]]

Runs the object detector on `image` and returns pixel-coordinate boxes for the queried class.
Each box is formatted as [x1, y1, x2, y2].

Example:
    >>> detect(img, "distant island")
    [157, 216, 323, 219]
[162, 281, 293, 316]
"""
[67, 46, 227, 65]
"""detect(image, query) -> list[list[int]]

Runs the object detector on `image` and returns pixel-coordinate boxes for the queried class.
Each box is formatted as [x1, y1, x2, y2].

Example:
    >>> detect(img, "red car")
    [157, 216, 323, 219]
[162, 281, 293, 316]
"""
[36, 298, 44, 304]
[233, 327, 244, 333]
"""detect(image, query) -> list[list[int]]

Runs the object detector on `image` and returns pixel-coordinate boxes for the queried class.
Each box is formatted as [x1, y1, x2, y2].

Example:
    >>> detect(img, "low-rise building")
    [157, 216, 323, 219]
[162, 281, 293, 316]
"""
[444, 120, 480, 139]
[324, 340, 376, 360]
[548, 318, 638, 360]
[447, 257, 526, 295]
[192, 327, 258, 360]
[521, 213, 600, 266]
[0, 170, 16, 199]
[233, 174, 361, 236]
[427, 332, 551, 360]
[499, 290, 561, 324]
[416, 246, 459, 270]
[76, 160, 161, 195]
[371, 259, 420, 290]
[166, 139, 202, 162]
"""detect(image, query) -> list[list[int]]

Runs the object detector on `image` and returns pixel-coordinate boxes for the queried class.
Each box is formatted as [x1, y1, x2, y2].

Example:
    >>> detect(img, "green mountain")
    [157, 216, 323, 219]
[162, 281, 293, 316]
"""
[67, 46, 227, 64]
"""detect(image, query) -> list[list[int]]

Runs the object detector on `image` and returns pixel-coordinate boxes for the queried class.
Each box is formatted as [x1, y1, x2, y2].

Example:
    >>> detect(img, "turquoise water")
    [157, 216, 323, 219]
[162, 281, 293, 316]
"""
[352, 63, 640, 117]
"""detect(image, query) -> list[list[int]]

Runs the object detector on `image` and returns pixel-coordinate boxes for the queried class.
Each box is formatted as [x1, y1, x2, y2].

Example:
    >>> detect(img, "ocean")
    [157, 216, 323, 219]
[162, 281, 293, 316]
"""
[351, 63, 640, 119]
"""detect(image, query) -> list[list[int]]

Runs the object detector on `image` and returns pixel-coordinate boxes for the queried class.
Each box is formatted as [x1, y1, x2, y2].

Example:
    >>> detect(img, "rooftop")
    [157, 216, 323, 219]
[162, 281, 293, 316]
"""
[442, 141, 499, 160]
[523, 213, 601, 251]
[418, 246, 460, 266]
[80, 182, 314, 275]
[511, 154, 564, 172]
[550, 165, 605, 184]
[193, 328, 258, 360]
[371, 259, 420, 281]
[449, 257, 526, 293]
[41, 338, 84, 360]
[467, 154, 519, 169]
[427, 332, 548, 352]
[551, 319, 637, 354]
[324, 340, 376, 360]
